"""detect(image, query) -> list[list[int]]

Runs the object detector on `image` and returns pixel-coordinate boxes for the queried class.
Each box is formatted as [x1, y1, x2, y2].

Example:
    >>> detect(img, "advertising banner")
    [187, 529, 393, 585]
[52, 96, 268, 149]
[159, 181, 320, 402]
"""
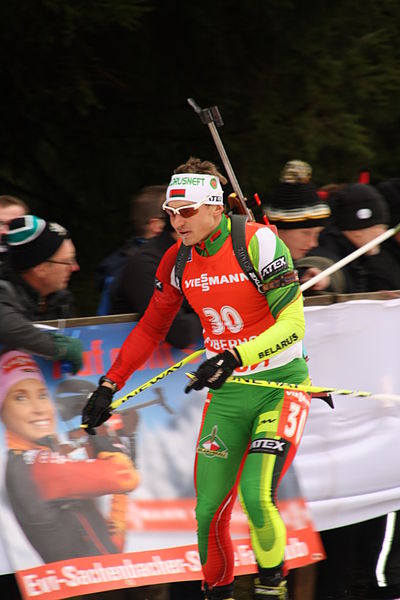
[0, 320, 323, 599]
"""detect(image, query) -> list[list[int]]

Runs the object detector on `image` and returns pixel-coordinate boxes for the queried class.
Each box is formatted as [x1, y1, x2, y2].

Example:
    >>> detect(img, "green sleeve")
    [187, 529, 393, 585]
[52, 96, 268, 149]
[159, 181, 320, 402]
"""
[235, 229, 305, 367]
[235, 294, 305, 367]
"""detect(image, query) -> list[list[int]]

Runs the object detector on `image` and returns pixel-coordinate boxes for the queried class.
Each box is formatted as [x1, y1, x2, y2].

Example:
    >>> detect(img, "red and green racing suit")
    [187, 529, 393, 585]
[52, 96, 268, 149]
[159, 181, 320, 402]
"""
[107, 213, 310, 589]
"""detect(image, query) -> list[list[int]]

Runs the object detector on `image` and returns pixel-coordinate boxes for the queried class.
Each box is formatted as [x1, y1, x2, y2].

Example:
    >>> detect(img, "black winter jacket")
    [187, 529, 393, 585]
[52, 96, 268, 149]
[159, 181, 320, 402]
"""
[309, 226, 400, 293]
[0, 272, 75, 357]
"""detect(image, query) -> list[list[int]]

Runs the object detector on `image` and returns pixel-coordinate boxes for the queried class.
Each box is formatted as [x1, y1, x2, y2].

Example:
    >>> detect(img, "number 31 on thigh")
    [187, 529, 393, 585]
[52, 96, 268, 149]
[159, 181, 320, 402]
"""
[281, 391, 310, 446]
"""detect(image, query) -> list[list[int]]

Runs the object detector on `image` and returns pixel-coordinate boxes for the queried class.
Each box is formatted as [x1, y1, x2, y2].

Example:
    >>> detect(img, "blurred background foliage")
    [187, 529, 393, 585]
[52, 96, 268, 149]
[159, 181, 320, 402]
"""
[1, 0, 400, 314]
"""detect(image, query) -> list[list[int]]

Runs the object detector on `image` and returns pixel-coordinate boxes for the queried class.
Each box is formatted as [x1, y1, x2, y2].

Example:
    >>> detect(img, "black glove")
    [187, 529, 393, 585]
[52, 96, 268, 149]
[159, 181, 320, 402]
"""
[52, 333, 83, 375]
[185, 349, 241, 393]
[81, 386, 114, 435]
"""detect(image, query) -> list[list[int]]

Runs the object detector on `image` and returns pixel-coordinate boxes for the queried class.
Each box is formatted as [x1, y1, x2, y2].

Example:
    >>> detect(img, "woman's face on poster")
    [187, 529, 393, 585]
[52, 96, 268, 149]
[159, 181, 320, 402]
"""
[2, 379, 56, 442]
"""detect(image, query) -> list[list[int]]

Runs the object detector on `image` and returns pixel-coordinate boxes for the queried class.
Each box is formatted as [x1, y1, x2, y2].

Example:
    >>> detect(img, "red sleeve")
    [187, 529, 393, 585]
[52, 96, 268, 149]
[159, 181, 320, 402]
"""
[32, 451, 139, 500]
[107, 244, 183, 389]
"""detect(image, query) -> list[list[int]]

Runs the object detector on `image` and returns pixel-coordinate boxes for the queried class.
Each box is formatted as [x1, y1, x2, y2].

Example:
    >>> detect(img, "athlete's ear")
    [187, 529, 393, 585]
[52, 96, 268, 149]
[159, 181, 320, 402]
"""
[214, 205, 224, 216]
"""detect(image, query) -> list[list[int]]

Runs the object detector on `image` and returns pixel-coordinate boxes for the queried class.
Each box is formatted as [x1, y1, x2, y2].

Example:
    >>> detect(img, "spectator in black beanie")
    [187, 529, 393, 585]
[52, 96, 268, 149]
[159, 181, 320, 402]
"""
[266, 160, 331, 259]
[0, 215, 83, 373]
[308, 182, 400, 293]
[265, 160, 341, 293]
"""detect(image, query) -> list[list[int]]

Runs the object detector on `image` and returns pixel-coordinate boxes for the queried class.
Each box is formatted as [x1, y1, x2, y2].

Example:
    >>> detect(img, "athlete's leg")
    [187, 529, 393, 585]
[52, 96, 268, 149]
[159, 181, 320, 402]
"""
[239, 365, 311, 599]
[239, 388, 287, 575]
[195, 389, 251, 591]
[241, 386, 310, 568]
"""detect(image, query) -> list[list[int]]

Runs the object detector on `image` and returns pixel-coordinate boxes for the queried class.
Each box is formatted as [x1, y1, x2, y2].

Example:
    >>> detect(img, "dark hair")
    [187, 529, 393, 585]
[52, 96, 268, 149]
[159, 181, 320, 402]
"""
[129, 185, 167, 236]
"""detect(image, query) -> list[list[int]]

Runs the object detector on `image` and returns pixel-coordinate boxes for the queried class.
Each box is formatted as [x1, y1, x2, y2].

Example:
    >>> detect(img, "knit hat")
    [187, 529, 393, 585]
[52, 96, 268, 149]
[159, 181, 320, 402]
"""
[5, 215, 68, 270]
[266, 160, 331, 229]
[376, 179, 400, 228]
[0, 351, 45, 409]
[332, 183, 389, 231]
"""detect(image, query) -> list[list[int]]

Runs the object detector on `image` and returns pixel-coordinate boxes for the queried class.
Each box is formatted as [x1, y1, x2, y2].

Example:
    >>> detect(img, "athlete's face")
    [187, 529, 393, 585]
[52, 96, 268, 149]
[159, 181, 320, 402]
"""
[2, 379, 56, 442]
[166, 202, 224, 246]
[278, 227, 323, 260]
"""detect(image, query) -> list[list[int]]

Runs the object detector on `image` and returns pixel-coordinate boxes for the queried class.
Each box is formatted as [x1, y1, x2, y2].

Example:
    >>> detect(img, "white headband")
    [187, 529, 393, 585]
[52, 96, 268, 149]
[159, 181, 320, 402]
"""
[166, 173, 224, 205]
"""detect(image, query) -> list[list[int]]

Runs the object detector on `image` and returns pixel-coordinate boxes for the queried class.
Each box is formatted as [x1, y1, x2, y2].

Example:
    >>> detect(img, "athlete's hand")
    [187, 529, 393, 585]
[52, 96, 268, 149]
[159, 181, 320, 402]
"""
[81, 386, 114, 435]
[185, 350, 241, 393]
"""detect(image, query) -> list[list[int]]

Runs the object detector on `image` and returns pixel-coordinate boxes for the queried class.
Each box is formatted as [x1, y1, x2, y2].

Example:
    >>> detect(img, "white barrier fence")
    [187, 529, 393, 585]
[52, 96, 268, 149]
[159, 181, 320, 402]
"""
[295, 297, 400, 531]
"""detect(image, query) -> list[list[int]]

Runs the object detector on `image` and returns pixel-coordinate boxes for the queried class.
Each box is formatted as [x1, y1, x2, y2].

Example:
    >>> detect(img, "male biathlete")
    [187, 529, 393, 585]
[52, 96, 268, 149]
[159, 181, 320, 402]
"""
[82, 157, 311, 600]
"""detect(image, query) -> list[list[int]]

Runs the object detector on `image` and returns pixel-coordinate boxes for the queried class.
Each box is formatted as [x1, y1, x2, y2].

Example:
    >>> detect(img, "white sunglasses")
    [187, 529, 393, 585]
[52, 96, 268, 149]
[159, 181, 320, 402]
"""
[162, 197, 209, 218]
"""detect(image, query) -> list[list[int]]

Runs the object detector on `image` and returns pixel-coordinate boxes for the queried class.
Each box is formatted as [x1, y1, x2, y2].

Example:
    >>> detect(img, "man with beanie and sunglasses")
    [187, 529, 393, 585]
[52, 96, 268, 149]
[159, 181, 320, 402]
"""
[82, 156, 313, 600]
[0, 215, 83, 373]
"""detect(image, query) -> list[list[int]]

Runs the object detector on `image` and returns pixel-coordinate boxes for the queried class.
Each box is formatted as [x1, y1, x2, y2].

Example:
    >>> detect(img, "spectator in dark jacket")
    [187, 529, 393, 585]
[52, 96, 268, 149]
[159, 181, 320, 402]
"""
[308, 183, 400, 293]
[95, 185, 167, 315]
[0, 215, 83, 373]
[110, 221, 203, 349]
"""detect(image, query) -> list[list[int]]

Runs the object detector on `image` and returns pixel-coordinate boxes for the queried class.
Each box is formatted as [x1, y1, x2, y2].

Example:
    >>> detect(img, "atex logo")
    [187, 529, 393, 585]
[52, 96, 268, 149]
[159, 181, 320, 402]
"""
[205, 194, 223, 203]
[249, 438, 288, 455]
[261, 256, 287, 279]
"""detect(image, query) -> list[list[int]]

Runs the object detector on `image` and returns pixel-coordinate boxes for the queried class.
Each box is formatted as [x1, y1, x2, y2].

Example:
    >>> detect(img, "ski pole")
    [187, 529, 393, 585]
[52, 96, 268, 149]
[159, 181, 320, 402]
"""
[185, 372, 400, 402]
[80, 349, 205, 430]
[110, 349, 205, 410]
